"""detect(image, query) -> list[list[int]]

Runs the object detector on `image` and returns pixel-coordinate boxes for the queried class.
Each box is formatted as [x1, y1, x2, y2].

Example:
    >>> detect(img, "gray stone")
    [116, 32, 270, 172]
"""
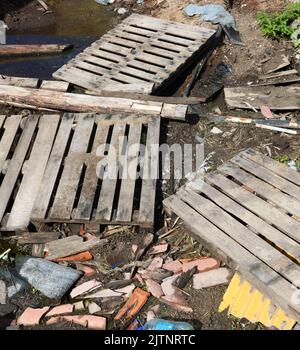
[0, 267, 29, 298]
[15, 256, 82, 299]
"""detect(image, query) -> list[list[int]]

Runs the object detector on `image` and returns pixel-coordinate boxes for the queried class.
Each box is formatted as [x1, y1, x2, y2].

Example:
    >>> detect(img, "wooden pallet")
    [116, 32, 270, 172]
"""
[30, 113, 160, 229]
[164, 148, 300, 322]
[53, 14, 216, 93]
[0, 114, 61, 231]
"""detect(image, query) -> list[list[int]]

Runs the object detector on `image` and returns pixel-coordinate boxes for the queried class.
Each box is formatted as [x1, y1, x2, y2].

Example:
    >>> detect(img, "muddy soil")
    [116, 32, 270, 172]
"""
[0, 0, 298, 331]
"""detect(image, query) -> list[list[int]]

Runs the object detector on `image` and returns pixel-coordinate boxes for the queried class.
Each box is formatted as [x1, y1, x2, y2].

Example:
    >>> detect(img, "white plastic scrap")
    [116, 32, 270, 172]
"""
[184, 4, 236, 29]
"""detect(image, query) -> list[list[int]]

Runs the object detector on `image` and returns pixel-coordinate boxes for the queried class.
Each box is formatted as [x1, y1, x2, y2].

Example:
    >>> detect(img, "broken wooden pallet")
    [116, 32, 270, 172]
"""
[0, 114, 61, 231]
[30, 113, 160, 229]
[224, 85, 300, 110]
[53, 14, 216, 93]
[163, 148, 300, 323]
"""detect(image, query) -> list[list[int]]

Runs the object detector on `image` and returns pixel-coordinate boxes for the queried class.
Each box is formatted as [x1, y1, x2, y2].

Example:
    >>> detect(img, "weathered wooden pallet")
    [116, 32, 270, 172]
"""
[0, 114, 61, 231]
[53, 14, 216, 93]
[163, 148, 300, 322]
[30, 113, 160, 229]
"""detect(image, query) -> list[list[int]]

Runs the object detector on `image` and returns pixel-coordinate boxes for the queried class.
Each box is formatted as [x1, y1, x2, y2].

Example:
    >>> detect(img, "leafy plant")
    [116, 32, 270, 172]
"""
[274, 154, 289, 163]
[257, 3, 300, 39]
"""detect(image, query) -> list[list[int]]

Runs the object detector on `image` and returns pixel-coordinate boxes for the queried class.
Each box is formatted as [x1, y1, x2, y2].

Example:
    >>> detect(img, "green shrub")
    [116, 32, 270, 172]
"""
[257, 2, 300, 39]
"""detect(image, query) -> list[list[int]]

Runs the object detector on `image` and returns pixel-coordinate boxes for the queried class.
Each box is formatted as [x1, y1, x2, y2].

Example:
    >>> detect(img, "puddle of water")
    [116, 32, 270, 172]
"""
[0, 0, 118, 79]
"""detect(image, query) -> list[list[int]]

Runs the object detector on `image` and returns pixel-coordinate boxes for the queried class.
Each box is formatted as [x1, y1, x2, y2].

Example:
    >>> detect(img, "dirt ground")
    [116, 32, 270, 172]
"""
[0, 0, 299, 331]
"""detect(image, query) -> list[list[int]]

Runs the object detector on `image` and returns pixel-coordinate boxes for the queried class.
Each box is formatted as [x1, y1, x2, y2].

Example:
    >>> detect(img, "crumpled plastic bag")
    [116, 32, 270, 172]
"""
[184, 4, 236, 29]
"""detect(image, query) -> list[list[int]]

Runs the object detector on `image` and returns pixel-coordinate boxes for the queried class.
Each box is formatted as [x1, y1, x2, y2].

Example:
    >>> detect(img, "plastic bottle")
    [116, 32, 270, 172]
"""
[143, 319, 194, 330]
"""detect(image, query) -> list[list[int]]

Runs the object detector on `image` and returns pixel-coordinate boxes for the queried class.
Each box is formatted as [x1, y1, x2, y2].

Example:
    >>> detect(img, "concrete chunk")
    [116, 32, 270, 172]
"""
[15, 256, 82, 299]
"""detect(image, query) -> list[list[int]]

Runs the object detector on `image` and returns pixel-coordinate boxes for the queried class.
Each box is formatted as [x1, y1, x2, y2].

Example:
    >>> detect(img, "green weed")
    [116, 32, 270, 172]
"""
[257, 3, 300, 40]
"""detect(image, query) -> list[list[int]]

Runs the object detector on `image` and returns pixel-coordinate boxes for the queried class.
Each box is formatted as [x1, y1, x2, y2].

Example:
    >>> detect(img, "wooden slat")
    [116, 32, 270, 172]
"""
[0, 115, 39, 223]
[219, 162, 300, 217]
[0, 76, 39, 88]
[242, 148, 300, 187]
[40, 80, 69, 92]
[49, 115, 95, 220]
[187, 178, 300, 260]
[5, 115, 60, 230]
[206, 173, 300, 243]
[72, 120, 110, 221]
[163, 194, 300, 321]
[177, 187, 300, 283]
[95, 123, 127, 222]
[115, 123, 142, 222]
[230, 154, 300, 199]
[31, 114, 75, 221]
[138, 117, 160, 225]
[0, 115, 22, 172]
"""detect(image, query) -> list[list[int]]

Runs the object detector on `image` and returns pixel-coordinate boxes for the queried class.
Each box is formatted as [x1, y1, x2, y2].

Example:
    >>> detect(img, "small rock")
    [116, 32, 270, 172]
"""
[0, 303, 18, 317]
[83, 288, 122, 299]
[46, 304, 74, 317]
[182, 257, 220, 273]
[117, 8, 127, 15]
[210, 127, 223, 134]
[193, 267, 232, 289]
[88, 302, 102, 315]
[161, 274, 180, 296]
[17, 307, 50, 326]
[115, 284, 136, 297]
[46, 315, 106, 330]
[73, 301, 85, 311]
[147, 257, 164, 271]
[145, 279, 164, 298]
[162, 260, 182, 273]
[149, 243, 169, 255]
[0, 280, 7, 304]
[146, 310, 156, 322]
[70, 279, 102, 298]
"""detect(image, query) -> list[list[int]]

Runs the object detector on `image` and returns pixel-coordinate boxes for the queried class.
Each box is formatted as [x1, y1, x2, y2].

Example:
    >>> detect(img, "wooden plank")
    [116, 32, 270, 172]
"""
[17, 231, 61, 244]
[206, 173, 300, 243]
[230, 154, 300, 199]
[49, 115, 95, 220]
[31, 114, 75, 221]
[138, 117, 160, 226]
[45, 236, 108, 260]
[163, 194, 300, 321]
[242, 148, 300, 187]
[40, 80, 69, 92]
[5, 115, 60, 230]
[72, 121, 110, 221]
[0, 44, 72, 58]
[116, 123, 142, 222]
[224, 85, 300, 110]
[0, 76, 39, 88]
[177, 187, 300, 283]
[260, 69, 298, 80]
[187, 178, 300, 260]
[0, 115, 39, 223]
[0, 115, 22, 172]
[219, 162, 300, 217]
[95, 123, 127, 222]
[0, 85, 186, 120]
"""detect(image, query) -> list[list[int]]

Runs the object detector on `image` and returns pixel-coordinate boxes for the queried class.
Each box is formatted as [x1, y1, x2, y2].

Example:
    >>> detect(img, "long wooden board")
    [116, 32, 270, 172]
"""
[224, 85, 300, 110]
[0, 85, 187, 120]
[163, 148, 300, 322]
[53, 14, 216, 93]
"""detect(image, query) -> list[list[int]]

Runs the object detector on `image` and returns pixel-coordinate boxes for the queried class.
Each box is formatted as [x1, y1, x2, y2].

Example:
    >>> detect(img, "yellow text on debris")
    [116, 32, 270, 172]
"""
[219, 272, 296, 330]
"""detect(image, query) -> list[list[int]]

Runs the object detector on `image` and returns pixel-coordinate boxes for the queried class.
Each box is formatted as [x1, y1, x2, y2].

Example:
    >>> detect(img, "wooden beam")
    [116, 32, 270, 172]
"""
[0, 44, 73, 58]
[0, 85, 187, 120]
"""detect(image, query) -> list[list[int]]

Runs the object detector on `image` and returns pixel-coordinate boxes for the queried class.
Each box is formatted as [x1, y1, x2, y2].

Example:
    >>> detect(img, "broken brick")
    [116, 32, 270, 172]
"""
[193, 268, 232, 289]
[182, 257, 220, 273]
[17, 307, 50, 326]
[46, 315, 106, 330]
[145, 279, 164, 299]
[46, 304, 74, 317]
